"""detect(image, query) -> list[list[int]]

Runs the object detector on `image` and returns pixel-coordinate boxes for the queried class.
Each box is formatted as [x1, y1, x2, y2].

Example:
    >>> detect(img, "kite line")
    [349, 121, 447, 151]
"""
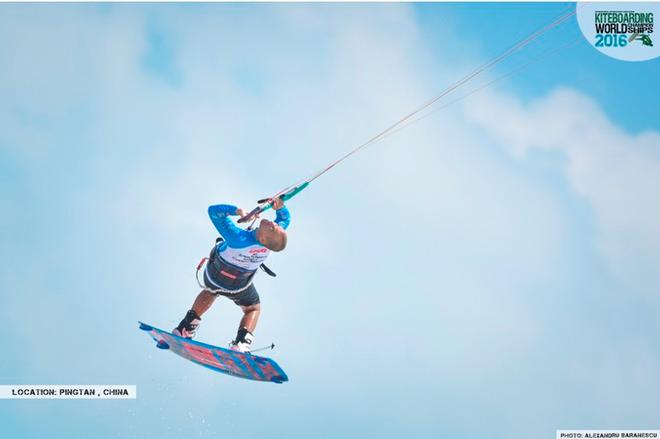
[238, 8, 577, 224]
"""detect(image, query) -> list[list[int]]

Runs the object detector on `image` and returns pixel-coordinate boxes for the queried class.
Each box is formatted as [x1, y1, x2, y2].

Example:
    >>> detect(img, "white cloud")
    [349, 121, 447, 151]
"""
[464, 87, 660, 291]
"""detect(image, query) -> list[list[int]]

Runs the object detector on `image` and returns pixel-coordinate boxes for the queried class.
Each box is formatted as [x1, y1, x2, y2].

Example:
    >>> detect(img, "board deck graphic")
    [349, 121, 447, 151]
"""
[139, 322, 288, 383]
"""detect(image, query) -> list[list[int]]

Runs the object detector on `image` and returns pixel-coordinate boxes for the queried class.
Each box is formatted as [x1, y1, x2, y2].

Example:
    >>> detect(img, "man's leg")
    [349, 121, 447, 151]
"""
[238, 303, 261, 333]
[230, 285, 260, 352]
[173, 289, 217, 338]
[191, 289, 217, 317]
[230, 303, 260, 352]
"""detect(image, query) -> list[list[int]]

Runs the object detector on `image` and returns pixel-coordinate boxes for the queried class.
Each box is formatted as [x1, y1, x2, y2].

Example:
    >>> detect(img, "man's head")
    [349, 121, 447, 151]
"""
[256, 218, 287, 252]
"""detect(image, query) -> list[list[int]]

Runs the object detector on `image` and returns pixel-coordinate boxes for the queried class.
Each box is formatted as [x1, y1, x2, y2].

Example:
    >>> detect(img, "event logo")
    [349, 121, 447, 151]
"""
[577, 2, 660, 61]
[594, 11, 653, 47]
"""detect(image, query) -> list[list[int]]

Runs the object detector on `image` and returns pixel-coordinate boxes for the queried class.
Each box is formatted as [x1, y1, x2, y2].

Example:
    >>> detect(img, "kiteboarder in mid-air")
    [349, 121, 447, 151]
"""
[141, 8, 577, 378]
[173, 198, 290, 352]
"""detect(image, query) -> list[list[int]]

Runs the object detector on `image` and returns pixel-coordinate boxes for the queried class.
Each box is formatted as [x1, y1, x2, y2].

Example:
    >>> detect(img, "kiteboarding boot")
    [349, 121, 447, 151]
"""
[229, 327, 254, 353]
[172, 310, 201, 339]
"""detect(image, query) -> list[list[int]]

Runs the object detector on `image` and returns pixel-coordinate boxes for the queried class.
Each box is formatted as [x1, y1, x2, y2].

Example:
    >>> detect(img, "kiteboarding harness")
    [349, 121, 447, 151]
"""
[197, 204, 290, 295]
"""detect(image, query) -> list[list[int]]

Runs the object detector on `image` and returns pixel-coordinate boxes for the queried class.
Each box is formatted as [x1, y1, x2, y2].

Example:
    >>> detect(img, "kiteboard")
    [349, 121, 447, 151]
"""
[138, 322, 288, 384]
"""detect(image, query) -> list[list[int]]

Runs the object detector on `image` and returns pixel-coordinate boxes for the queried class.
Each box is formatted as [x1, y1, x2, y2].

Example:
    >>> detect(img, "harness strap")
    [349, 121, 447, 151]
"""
[195, 257, 255, 295]
[260, 263, 277, 277]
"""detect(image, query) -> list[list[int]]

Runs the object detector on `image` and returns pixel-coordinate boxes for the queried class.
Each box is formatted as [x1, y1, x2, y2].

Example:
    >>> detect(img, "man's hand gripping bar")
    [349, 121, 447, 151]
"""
[237, 182, 309, 224]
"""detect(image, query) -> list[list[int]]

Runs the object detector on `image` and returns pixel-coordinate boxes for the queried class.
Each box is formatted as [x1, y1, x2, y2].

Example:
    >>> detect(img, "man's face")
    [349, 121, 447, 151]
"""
[259, 219, 283, 237]
[257, 218, 287, 251]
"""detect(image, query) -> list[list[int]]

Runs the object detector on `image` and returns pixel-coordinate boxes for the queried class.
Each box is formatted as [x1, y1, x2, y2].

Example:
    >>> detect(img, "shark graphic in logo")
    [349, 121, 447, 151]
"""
[636, 34, 653, 47]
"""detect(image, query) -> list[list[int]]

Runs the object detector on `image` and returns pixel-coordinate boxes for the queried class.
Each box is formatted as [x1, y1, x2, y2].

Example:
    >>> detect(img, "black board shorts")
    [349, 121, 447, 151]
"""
[203, 268, 261, 307]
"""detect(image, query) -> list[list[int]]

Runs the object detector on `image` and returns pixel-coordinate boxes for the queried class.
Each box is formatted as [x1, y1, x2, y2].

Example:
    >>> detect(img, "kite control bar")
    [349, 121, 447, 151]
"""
[238, 182, 309, 224]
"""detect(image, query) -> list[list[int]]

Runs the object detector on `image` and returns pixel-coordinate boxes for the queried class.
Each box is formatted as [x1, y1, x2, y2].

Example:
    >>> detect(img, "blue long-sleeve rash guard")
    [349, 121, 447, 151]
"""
[207, 204, 290, 272]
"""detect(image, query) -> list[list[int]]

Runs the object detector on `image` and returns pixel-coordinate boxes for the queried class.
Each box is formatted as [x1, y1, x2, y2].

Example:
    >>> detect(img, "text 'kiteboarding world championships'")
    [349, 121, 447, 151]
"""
[0, 385, 136, 399]
[557, 431, 660, 439]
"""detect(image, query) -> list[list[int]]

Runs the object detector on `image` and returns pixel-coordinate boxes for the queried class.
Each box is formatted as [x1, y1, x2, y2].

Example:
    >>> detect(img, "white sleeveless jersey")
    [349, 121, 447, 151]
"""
[218, 244, 271, 271]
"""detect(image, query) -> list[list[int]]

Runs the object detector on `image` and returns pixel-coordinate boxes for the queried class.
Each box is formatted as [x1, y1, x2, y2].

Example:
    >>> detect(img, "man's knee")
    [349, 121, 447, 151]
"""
[241, 303, 260, 314]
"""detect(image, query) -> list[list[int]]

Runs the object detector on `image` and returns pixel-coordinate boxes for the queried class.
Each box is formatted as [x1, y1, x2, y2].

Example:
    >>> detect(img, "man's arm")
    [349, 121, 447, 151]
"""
[273, 200, 291, 230]
[208, 204, 244, 239]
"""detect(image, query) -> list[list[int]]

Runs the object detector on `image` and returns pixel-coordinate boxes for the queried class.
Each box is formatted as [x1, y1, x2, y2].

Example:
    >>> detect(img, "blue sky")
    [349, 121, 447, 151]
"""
[1, 3, 659, 438]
